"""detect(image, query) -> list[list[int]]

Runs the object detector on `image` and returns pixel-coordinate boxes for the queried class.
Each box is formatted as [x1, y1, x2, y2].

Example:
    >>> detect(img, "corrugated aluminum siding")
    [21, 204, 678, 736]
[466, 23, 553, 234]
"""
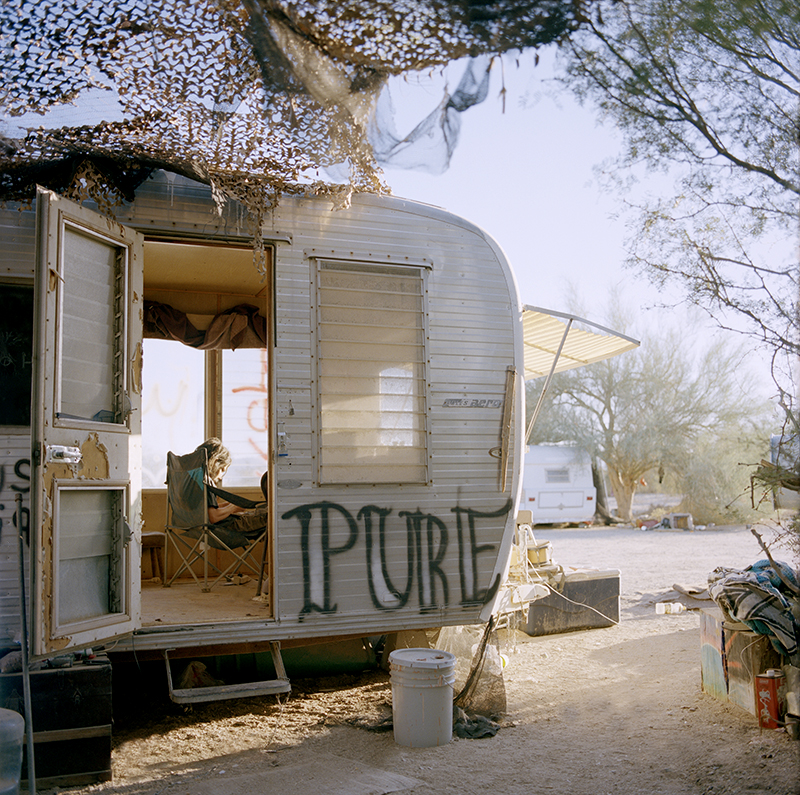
[113, 175, 522, 647]
[0, 436, 31, 648]
[267, 192, 521, 635]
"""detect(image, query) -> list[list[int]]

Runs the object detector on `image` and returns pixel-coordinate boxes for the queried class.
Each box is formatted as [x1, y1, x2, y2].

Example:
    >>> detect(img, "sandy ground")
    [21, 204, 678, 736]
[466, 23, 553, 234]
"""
[43, 523, 800, 795]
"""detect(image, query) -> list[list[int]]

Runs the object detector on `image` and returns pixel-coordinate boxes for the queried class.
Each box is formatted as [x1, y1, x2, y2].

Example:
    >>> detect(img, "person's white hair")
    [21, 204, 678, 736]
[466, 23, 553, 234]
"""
[196, 437, 231, 481]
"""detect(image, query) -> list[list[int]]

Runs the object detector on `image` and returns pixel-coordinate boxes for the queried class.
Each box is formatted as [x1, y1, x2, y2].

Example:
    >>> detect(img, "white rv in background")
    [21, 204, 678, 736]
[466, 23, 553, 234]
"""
[521, 445, 596, 525]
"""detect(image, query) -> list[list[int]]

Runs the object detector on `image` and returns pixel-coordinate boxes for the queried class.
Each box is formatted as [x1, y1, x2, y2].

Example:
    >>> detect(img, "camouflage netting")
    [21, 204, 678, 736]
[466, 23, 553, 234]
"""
[1, 0, 589, 216]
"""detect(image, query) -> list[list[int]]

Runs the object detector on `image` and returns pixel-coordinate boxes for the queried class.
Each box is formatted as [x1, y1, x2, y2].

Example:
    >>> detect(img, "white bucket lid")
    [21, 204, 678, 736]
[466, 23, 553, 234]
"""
[389, 648, 456, 670]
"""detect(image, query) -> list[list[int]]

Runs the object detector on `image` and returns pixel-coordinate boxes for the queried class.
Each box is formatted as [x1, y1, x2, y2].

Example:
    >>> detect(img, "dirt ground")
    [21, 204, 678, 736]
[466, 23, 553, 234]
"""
[44, 522, 800, 795]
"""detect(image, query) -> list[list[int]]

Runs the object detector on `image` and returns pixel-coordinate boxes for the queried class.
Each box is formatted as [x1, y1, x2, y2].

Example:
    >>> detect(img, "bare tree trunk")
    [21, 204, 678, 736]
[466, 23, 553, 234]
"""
[592, 458, 614, 524]
[607, 468, 636, 522]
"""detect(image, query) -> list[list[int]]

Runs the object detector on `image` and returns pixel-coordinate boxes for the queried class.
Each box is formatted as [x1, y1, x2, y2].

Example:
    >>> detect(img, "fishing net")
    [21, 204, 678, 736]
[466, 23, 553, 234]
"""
[436, 617, 507, 724]
[1, 0, 588, 214]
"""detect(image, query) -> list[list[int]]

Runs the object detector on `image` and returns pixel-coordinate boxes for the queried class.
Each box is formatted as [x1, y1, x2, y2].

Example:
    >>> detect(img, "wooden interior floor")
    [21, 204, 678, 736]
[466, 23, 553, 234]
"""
[140, 579, 272, 626]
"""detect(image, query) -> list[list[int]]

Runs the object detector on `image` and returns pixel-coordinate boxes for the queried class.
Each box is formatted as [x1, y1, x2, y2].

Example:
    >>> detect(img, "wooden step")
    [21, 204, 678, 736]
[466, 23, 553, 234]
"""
[163, 643, 291, 705]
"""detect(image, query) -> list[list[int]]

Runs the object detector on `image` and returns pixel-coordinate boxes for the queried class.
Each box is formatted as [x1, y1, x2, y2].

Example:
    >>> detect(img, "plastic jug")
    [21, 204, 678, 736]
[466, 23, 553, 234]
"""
[0, 707, 24, 795]
[655, 602, 686, 614]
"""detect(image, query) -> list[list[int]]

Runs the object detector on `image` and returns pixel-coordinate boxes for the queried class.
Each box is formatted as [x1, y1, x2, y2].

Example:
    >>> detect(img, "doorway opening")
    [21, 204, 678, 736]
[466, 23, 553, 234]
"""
[140, 239, 274, 626]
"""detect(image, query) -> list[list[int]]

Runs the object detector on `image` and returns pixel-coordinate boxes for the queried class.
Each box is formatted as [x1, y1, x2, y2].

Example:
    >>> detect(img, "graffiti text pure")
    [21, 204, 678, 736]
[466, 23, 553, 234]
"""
[283, 499, 511, 621]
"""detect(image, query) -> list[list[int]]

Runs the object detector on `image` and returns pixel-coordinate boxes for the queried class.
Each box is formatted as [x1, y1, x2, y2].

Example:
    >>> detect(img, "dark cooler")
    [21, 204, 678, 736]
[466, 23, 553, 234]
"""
[524, 568, 621, 636]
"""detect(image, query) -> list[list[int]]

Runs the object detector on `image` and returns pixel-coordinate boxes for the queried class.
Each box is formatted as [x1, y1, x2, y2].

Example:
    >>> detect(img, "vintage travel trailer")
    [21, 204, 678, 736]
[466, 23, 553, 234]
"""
[521, 445, 597, 526]
[0, 172, 637, 698]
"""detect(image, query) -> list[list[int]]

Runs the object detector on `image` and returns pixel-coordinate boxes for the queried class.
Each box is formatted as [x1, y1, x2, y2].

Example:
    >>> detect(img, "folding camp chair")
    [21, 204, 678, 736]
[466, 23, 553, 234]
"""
[163, 449, 267, 592]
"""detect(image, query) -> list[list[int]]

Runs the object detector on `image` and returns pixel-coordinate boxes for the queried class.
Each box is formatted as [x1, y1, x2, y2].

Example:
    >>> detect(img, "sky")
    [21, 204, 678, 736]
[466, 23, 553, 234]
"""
[379, 51, 660, 317]
[375, 52, 782, 402]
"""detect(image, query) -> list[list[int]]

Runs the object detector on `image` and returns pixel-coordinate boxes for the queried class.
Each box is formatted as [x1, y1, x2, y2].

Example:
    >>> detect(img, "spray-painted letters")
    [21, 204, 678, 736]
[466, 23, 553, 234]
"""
[283, 499, 510, 621]
[0, 458, 30, 544]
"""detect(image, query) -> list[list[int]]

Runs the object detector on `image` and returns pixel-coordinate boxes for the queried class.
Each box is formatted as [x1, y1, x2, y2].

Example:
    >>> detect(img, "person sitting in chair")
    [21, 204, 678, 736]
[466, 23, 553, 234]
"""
[196, 438, 268, 543]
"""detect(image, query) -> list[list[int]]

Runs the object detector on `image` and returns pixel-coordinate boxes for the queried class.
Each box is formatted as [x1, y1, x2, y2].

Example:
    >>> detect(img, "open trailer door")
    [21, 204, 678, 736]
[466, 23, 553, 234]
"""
[30, 188, 144, 658]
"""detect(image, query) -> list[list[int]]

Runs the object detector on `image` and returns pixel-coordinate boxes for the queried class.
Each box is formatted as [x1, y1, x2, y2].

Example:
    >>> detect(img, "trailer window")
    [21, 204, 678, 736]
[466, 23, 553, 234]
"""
[0, 284, 33, 428]
[57, 226, 133, 425]
[220, 348, 269, 484]
[142, 340, 268, 488]
[141, 340, 205, 487]
[545, 467, 571, 484]
[56, 486, 127, 626]
[317, 261, 427, 484]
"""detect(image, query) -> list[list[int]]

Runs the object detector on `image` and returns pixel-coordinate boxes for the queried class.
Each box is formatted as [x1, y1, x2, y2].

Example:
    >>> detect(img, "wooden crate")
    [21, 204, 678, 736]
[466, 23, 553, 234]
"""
[725, 623, 784, 715]
[700, 608, 728, 702]
[700, 608, 784, 716]
[0, 658, 112, 788]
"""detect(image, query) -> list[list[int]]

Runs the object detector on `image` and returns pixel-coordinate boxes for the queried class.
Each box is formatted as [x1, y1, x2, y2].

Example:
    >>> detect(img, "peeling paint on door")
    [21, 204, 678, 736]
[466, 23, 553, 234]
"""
[131, 342, 143, 395]
[79, 434, 110, 479]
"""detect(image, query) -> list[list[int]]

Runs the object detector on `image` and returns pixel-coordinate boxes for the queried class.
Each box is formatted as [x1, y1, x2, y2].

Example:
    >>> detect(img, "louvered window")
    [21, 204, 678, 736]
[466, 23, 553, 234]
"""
[317, 261, 428, 484]
[545, 467, 570, 484]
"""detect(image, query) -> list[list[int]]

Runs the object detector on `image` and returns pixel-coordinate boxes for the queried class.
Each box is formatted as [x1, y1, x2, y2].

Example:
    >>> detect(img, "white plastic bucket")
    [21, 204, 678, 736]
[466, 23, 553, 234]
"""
[389, 648, 456, 747]
[0, 707, 24, 795]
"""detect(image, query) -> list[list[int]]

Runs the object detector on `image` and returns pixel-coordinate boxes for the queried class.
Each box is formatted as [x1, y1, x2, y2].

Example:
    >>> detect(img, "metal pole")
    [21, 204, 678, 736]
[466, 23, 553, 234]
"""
[15, 493, 36, 795]
[525, 319, 572, 444]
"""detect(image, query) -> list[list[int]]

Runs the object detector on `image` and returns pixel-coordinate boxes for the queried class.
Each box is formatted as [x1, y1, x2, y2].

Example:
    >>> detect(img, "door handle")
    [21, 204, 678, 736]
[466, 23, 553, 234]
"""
[44, 444, 82, 464]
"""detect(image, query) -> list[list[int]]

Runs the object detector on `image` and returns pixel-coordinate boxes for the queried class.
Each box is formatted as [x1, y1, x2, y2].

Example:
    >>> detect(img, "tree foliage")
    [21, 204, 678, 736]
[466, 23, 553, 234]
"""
[526, 296, 771, 522]
[677, 422, 775, 523]
[557, 0, 799, 412]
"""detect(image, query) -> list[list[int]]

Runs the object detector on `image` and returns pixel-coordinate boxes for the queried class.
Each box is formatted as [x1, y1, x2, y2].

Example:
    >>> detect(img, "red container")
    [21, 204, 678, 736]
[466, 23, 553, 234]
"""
[755, 669, 785, 729]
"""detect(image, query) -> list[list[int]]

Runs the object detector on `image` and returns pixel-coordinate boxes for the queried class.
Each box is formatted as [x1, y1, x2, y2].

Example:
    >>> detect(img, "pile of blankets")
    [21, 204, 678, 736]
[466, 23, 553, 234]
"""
[709, 559, 800, 666]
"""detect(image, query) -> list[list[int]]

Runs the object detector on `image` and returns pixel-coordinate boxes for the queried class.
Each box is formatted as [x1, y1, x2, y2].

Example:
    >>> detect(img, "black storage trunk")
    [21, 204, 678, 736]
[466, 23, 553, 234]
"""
[524, 569, 620, 636]
[0, 658, 112, 788]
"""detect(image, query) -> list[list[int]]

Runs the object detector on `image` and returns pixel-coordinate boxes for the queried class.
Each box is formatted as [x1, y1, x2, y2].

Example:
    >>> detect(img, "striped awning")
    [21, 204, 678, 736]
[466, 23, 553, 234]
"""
[522, 305, 640, 380]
